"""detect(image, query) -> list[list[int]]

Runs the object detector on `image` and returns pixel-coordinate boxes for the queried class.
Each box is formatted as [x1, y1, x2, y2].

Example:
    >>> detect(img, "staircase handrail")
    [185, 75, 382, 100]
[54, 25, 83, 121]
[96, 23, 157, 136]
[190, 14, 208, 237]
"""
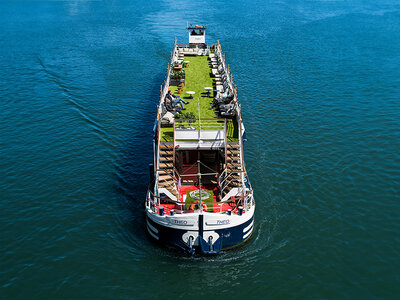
[157, 168, 178, 183]
[219, 172, 232, 190]
[157, 168, 180, 201]
[218, 168, 227, 186]
[220, 188, 252, 204]
[218, 169, 246, 189]
[172, 167, 182, 186]
[159, 178, 177, 190]
[221, 175, 240, 193]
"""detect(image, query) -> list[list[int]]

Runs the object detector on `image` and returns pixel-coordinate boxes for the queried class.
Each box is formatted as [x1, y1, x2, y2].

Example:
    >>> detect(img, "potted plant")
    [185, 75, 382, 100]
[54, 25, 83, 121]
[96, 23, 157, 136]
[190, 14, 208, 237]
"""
[186, 112, 196, 129]
[174, 112, 186, 129]
[173, 61, 183, 70]
[173, 112, 185, 119]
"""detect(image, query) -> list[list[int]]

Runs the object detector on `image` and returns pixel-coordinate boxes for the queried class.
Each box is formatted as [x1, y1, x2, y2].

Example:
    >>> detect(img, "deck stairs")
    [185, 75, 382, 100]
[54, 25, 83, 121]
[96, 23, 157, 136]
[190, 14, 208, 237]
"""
[220, 142, 243, 201]
[158, 143, 180, 200]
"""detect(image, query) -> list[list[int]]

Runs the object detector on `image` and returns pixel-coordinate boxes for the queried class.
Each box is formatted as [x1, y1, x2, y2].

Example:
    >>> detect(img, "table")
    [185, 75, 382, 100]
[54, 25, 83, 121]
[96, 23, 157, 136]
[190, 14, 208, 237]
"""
[186, 91, 195, 99]
[204, 87, 213, 97]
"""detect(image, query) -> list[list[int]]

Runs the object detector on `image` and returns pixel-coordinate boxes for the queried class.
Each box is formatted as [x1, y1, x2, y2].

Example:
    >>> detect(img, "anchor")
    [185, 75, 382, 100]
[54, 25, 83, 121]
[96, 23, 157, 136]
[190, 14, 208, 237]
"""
[199, 235, 222, 255]
[184, 235, 195, 255]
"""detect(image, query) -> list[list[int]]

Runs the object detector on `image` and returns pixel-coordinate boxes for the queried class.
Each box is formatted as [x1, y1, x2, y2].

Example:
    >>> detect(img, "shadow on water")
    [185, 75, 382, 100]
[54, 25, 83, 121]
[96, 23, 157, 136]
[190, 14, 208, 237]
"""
[113, 72, 166, 256]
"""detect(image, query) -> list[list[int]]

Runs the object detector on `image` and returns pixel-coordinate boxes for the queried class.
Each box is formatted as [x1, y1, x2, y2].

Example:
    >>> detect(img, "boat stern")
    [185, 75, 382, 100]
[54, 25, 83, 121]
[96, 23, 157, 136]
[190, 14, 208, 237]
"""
[145, 203, 255, 255]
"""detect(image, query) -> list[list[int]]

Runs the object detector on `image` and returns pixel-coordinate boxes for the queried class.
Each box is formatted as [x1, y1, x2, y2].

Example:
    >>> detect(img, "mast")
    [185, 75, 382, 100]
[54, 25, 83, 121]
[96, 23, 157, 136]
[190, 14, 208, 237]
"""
[197, 97, 203, 213]
[197, 97, 201, 138]
[197, 159, 202, 213]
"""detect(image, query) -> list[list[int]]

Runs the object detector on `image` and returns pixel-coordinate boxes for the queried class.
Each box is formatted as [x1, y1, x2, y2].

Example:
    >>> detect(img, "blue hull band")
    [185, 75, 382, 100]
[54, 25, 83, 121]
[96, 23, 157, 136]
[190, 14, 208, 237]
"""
[146, 216, 254, 254]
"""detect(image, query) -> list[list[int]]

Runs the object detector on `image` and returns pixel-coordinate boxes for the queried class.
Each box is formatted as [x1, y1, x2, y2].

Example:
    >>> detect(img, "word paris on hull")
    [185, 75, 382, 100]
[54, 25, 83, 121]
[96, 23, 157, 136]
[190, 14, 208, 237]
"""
[145, 25, 255, 255]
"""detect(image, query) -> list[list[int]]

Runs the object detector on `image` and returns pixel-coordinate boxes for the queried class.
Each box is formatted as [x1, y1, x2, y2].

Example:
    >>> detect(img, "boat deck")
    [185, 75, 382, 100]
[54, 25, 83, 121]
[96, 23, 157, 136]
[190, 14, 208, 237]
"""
[160, 55, 238, 142]
[159, 185, 242, 215]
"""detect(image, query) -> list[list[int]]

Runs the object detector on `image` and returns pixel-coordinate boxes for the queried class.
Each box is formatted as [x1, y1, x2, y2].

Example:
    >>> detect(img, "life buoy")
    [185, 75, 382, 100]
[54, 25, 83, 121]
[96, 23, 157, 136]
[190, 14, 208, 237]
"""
[190, 200, 200, 211]
[190, 201, 208, 212]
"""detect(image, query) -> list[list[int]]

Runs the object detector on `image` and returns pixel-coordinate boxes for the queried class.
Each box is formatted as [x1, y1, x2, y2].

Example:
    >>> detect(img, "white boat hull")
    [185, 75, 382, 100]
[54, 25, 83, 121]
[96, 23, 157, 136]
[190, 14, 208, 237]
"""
[145, 205, 255, 254]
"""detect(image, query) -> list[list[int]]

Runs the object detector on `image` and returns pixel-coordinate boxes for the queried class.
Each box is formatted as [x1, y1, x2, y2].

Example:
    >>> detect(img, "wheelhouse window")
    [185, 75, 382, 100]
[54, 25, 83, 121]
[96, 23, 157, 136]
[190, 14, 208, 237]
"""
[191, 29, 204, 36]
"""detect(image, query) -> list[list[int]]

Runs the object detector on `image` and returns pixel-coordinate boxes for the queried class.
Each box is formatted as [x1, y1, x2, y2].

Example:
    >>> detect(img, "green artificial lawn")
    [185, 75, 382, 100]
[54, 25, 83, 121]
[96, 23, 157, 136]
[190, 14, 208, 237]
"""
[160, 55, 238, 142]
[170, 56, 215, 119]
[185, 189, 214, 212]
[160, 126, 174, 142]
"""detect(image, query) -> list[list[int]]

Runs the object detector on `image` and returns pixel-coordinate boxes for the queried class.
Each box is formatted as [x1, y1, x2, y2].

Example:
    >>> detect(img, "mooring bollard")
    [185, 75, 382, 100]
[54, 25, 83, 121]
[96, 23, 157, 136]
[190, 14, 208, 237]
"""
[159, 206, 164, 216]
[238, 206, 243, 216]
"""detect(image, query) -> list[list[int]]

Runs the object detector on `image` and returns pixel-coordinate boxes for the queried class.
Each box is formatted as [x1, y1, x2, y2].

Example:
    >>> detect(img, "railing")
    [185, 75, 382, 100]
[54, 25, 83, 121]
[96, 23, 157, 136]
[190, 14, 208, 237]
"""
[224, 119, 228, 166]
[176, 43, 208, 49]
[219, 169, 245, 202]
[146, 183, 253, 215]
[156, 168, 181, 201]
[156, 113, 162, 170]
[158, 42, 177, 116]
[174, 119, 225, 130]
[217, 168, 227, 187]
[217, 164, 255, 213]
[159, 177, 177, 193]
[174, 119, 226, 143]
[220, 175, 236, 194]
[172, 167, 181, 188]
[159, 39, 234, 119]
[215, 39, 250, 209]
[219, 169, 231, 191]
[149, 38, 255, 215]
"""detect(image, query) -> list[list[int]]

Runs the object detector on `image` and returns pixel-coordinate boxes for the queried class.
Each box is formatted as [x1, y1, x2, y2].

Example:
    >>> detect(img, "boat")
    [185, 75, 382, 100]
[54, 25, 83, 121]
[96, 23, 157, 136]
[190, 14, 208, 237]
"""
[145, 25, 255, 254]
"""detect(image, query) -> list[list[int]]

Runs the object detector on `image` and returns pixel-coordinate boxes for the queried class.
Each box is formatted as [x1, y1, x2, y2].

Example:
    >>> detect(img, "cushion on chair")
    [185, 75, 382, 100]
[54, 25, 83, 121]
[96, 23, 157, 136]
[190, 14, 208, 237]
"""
[161, 111, 175, 124]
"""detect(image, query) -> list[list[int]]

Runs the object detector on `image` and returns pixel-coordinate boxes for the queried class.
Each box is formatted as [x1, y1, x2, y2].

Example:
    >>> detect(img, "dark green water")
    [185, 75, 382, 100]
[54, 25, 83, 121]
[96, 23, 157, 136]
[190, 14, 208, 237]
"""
[1, 0, 399, 298]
